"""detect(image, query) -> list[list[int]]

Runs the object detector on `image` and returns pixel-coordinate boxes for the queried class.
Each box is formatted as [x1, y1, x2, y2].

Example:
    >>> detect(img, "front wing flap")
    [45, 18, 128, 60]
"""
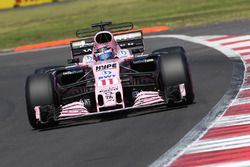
[56, 102, 167, 123]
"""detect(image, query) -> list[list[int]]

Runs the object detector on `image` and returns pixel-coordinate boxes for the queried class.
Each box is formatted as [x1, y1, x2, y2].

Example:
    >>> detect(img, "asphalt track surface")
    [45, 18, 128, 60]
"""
[0, 21, 243, 167]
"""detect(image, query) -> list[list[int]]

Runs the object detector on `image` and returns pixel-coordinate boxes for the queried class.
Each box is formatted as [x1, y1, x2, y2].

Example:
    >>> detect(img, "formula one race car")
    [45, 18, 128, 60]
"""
[25, 22, 194, 129]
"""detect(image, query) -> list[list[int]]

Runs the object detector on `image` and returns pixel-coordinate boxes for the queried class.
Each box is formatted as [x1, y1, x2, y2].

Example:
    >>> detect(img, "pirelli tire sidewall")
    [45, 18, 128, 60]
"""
[158, 47, 194, 104]
[25, 73, 57, 129]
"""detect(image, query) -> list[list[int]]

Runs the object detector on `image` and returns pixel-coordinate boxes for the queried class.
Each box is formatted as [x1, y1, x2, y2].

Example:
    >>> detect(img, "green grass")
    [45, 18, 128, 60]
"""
[1, 0, 250, 50]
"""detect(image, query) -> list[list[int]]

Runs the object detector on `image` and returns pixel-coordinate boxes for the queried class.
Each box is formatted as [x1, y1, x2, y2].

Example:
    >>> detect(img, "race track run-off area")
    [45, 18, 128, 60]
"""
[149, 35, 250, 167]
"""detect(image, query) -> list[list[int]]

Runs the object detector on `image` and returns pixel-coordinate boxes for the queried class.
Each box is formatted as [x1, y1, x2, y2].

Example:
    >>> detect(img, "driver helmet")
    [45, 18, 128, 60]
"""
[95, 46, 113, 61]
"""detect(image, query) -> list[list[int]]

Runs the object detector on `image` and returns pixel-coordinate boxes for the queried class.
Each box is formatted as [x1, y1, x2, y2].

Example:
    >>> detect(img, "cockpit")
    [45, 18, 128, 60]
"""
[94, 46, 114, 61]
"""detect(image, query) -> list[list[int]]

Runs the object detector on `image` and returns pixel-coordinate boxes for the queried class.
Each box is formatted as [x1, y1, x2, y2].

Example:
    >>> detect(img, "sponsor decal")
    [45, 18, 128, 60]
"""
[72, 41, 93, 53]
[104, 91, 115, 102]
[82, 48, 93, 53]
[102, 71, 112, 75]
[96, 63, 117, 71]
[62, 69, 83, 75]
[114, 32, 142, 41]
[119, 42, 135, 48]
[72, 40, 86, 48]
[98, 71, 115, 80]
[84, 55, 93, 64]
[146, 58, 154, 62]
[85, 55, 93, 60]
[84, 42, 94, 46]
[133, 58, 154, 64]
[120, 50, 127, 55]
[119, 50, 128, 58]
[106, 96, 114, 102]
[98, 75, 115, 80]
[83, 98, 91, 106]
[104, 91, 113, 96]
[99, 86, 118, 93]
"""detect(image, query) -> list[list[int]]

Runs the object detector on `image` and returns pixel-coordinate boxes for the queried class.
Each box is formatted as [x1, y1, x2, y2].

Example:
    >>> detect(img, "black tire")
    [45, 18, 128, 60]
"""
[159, 47, 194, 104]
[25, 74, 57, 129]
[35, 65, 64, 74]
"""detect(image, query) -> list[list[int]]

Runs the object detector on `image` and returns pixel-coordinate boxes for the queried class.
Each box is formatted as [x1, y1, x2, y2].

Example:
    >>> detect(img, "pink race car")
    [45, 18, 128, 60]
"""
[25, 22, 194, 129]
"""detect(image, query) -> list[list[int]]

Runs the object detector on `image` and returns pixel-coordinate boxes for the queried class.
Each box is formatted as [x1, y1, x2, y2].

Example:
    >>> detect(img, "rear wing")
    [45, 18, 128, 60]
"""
[76, 22, 133, 38]
[70, 31, 144, 58]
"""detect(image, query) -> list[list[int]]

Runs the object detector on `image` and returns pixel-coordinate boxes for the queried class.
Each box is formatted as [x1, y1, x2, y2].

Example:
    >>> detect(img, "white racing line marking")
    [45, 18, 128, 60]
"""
[146, 35, 250, 167]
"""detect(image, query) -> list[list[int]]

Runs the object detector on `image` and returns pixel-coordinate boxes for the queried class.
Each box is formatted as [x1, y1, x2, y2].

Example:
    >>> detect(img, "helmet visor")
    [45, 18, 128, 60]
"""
[97, 52, 112, 61]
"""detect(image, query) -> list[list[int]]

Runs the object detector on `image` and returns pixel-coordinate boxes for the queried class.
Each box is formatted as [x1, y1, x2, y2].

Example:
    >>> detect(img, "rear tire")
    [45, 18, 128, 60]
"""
[25, 74, 57, 129]
[158, 47, 194, 104]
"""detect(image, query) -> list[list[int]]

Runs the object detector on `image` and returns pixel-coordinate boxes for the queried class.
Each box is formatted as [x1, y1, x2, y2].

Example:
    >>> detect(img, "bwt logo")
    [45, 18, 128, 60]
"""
[98, 74, 115, 80]
[102, 71, 112, 75]
[96, 63, 117, 71]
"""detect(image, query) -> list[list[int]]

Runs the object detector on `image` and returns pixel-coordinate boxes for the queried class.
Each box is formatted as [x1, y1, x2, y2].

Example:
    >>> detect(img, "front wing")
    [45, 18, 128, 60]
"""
[43, 102, 168, 125]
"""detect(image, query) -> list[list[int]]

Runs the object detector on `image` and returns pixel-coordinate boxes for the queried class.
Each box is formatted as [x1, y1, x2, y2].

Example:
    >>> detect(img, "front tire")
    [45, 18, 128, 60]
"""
[25, 74, 57, 129]
[158, 47, 194, 104]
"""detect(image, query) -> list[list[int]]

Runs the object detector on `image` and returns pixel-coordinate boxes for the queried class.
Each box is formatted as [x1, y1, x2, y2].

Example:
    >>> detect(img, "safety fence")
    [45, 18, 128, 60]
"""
[0, 0, 57, 10]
